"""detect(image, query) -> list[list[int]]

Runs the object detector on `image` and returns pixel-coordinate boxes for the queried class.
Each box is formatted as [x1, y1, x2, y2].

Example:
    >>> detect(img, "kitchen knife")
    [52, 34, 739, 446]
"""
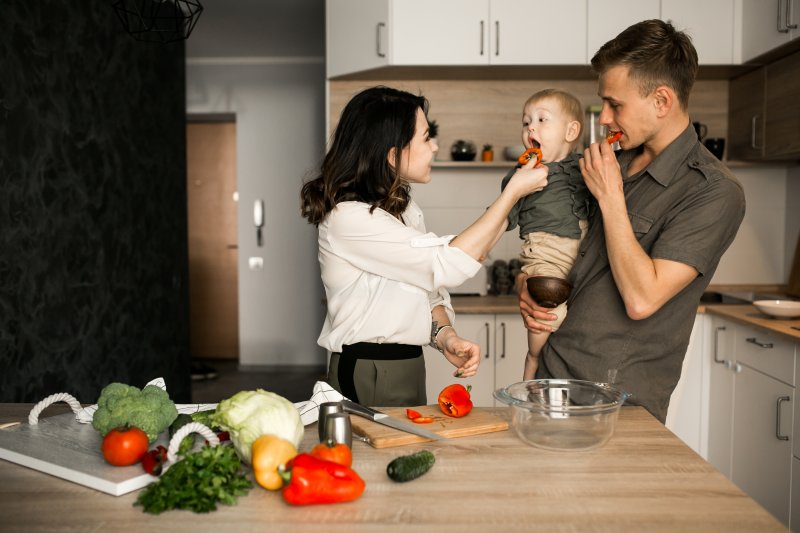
[341, 400, 446, 441]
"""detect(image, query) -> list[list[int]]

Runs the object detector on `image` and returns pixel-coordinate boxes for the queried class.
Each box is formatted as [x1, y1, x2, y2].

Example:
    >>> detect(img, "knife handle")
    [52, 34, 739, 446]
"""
[341, 400, 379, 419]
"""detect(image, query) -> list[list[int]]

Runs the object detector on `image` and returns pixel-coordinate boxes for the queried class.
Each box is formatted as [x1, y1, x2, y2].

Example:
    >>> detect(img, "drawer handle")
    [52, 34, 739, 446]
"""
[479, 20, 485, 55]
[376, 23, 386, 58]
[713, 326, 727, 364]
[484, 322, 491, 359]
[500, 322, 506, 358]
[776, 396, 790, 441]
[745, 337, 773, 349]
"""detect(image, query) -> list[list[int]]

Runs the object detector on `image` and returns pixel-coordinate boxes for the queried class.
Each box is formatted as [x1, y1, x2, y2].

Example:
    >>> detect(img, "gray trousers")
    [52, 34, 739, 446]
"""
[327, 352, 427, 407]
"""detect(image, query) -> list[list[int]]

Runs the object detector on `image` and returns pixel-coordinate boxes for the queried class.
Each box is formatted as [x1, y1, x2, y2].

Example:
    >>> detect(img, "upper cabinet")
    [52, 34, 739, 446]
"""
[740, 0, 800, 62]
[326, 0, 389, 77]
[662, 0, 736, 64]
[587, 0, 660, 61]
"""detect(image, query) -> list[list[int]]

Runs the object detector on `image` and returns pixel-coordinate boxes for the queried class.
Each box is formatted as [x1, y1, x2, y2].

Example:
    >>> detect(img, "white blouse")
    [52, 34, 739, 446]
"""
[317, 200, 481, 353]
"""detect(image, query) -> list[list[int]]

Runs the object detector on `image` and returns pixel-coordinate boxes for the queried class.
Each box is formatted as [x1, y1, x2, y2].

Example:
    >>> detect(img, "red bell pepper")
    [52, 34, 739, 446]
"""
[517, 146, 542, 166]
[281, 453, 365, 505]
[606, 131, 622, 144]
[438, 384, 473, 418]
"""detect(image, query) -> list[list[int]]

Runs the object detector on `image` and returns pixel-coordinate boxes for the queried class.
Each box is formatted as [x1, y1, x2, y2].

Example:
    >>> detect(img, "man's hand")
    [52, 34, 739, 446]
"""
[579, 139, 624, 204]
[441, 335, 481, 377]
[515, 272, 558, 333]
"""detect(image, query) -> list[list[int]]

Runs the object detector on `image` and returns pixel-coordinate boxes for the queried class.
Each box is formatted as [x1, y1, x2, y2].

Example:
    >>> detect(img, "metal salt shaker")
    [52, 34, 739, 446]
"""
[318, 401, 345, 442]
[322, 412, 353, 448]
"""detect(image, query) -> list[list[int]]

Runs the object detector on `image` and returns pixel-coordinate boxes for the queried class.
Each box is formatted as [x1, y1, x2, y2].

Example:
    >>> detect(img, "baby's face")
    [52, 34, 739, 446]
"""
[521, 97, 577, 163]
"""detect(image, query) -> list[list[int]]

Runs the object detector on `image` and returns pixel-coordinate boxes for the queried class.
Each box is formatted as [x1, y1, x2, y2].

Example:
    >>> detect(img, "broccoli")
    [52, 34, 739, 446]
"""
[92, 382, 179, 443]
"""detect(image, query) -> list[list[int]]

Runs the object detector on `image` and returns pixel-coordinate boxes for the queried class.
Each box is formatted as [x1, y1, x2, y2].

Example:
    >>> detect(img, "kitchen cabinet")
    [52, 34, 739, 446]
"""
[704, 317, 797, 527]
[423, 313, 527, 407]
[793, 456, 800, 532]
[740, 0, 800, 62]
[587, 0, 660, 60]
[728, 49, 800, 161]
[661, 0, 736, 64]
[326, 0, 389, 78]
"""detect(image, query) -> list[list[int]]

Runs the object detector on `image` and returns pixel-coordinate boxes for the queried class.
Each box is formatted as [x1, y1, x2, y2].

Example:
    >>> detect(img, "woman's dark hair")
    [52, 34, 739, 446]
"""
[591, 19, 698, 111]
[300, 86, 428, 226]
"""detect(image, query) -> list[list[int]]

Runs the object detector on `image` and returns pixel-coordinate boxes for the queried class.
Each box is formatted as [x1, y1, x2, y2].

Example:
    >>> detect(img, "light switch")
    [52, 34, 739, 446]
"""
[248, 257, 264, 270]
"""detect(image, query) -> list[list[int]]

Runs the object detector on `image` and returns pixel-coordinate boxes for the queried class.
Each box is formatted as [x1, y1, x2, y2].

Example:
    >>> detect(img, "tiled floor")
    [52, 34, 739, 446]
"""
[190, 359, 327, 404]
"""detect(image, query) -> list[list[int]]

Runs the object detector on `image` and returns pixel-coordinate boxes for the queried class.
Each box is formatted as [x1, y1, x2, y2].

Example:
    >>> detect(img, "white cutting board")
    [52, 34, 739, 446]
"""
[0, 413, 167, 496]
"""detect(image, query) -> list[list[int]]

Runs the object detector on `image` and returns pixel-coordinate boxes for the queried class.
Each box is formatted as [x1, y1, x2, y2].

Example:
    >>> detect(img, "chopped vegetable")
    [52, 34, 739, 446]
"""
[210, 389, 303, 464]
[606, 131, 622, 144]
[406, 408, 422, 420]
[517, 146, 543, 166]
[310, 440, 352, 467]
[91, 382, 178, 443]
[135, 444, 252, 514]
[280, 453, 365, 505]
[252, 435, 298, 491]
[411, 416, 434, 424]
[101, 426, 149, 466]
[387, 450, 435, 482]
[438, 384, 473, 418]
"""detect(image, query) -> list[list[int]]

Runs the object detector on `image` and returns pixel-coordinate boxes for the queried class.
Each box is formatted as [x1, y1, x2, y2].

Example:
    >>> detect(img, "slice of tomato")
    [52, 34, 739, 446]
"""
[412, 416, 434, 424]
[406, 408, 422, 420]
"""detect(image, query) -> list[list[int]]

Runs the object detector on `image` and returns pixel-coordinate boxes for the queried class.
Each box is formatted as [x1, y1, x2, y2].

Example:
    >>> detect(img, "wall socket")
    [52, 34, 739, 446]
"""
[248, 256, 264, 270]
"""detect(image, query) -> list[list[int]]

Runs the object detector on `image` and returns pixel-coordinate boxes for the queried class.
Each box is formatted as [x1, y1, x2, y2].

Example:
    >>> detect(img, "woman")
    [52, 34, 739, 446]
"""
[300, 86, 547, 406]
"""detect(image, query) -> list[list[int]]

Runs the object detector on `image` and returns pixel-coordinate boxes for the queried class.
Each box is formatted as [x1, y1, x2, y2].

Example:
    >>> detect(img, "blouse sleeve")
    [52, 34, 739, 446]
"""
[324, 203, 481, 291]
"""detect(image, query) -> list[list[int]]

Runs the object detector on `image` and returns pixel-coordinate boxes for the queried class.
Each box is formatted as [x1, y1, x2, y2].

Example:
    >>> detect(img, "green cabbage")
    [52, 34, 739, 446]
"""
[210, 389, 303, 464]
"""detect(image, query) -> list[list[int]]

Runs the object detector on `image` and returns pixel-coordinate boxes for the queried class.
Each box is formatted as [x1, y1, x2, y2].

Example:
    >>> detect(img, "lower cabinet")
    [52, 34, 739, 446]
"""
[704, 316, 796, 528]
[424, 313, 527, 407]
[793, 456, 800, 533]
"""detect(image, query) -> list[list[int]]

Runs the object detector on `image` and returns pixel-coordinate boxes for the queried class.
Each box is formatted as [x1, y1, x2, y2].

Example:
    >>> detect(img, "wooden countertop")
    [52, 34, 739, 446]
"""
[705, 304, 800, 341]
[0, 404, 784, 532]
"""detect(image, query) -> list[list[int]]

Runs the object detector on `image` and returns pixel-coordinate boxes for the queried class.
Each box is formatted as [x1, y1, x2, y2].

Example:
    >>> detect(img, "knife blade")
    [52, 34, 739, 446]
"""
[341, 400, 446, 441]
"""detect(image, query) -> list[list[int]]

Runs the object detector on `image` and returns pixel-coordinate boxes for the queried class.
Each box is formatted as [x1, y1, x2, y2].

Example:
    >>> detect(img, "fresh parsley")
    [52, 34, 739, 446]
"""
[135, 444, 252, 514]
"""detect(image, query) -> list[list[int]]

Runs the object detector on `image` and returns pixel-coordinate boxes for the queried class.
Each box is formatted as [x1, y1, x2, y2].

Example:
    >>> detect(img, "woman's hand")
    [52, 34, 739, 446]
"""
[440, 334, 481, 378]
[504, 161, 548, 200]
[515, 272, 558, 333]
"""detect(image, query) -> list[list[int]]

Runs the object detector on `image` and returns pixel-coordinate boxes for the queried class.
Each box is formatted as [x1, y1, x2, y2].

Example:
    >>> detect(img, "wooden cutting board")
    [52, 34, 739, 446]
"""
[350, 405, 508, 448]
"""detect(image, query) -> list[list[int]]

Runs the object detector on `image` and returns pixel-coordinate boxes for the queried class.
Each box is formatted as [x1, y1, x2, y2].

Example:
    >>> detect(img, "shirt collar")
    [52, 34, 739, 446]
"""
[619, 123, 698, 187]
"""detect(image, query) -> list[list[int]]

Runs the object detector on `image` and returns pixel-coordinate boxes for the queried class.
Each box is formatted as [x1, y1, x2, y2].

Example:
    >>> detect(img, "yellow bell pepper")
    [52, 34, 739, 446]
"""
[251, 434, 298, 490]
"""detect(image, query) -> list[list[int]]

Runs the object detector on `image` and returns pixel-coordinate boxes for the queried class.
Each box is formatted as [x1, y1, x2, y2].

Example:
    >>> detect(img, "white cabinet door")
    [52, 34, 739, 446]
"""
[740, 0, 800, 62]
[489, 0, 587, 64]
[661, 0, 736, 64]
[792, 456, 800, 533]
[706, 319, 735, 477]
[666, 314, 705, 454]
[326, 0, 389, 78]
[732, 363, 794, 527]
[424, 314, 495, 407]
[493, 314, 528, 393]
[587, 0, 660, 58]
[391, 0, 489, 65]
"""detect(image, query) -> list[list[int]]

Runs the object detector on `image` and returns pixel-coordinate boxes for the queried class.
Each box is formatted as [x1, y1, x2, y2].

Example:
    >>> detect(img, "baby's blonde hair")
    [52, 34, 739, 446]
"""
[524, 89, 584, 147]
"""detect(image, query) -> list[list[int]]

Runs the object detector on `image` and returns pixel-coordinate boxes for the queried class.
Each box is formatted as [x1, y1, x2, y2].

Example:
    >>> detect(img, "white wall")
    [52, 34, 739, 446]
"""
[414, 163, 799, 287]
[186, 61, 327, 366]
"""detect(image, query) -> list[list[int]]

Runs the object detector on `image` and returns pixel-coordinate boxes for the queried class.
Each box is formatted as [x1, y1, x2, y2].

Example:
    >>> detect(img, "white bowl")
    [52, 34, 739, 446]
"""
[504, 145, 526, 162]
[753, 300, 800, 318]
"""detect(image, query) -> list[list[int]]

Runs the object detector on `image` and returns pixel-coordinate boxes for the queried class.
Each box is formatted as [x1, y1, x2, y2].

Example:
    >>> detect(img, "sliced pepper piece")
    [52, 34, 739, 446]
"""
[281, 453, 365, 505]
[412, 416, 434, 424]
[406, 408, 422, 420]
[606, 131, 622, 144]
[517, 146, 543, 166]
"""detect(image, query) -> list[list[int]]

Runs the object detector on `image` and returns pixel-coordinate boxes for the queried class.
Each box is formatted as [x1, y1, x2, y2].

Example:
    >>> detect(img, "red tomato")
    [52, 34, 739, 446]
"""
[101, 426, 149, 466]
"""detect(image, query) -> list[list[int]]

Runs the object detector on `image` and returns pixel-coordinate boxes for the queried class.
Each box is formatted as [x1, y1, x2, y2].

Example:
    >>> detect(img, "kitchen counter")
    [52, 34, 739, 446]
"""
[0, 404, 783, 532]
[705, 304, 800, 342]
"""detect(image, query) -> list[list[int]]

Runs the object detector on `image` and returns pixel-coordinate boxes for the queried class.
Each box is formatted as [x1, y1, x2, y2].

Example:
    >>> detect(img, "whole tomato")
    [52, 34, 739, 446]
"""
[438, 384, 473, 418]
[101, 426, 149, 466]
[309, 440, 352, 467]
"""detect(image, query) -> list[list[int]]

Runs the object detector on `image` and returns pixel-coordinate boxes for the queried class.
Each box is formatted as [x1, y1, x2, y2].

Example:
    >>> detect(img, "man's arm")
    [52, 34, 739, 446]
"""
[580, 141, 697, 320]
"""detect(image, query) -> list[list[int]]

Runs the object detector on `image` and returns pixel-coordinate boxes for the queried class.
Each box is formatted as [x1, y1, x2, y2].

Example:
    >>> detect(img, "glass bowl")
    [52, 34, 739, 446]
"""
[494, 379, 630, 452]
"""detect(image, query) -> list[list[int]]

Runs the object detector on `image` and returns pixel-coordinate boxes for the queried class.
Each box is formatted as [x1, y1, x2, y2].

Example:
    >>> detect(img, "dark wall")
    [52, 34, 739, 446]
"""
[0, 2, 191, 402]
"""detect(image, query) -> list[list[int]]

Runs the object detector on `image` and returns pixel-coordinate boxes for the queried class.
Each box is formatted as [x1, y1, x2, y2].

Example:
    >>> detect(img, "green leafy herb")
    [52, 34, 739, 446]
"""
[134, 444, 252, 514]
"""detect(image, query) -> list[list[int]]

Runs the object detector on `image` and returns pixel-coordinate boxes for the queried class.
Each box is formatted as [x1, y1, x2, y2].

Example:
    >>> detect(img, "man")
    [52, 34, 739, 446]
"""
[517, 19, 746, 423]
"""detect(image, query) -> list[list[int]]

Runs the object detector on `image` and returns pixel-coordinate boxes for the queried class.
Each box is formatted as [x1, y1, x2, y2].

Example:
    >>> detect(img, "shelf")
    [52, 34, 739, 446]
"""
[432, 161, 514, 168]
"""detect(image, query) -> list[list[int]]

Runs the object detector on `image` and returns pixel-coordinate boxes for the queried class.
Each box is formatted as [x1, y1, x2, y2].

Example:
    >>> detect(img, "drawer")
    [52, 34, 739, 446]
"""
[735, 325, 796, 385]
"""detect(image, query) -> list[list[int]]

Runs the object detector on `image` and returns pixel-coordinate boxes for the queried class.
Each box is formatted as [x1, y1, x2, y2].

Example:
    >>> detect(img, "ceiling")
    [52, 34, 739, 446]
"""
[185, 0, 325, 58]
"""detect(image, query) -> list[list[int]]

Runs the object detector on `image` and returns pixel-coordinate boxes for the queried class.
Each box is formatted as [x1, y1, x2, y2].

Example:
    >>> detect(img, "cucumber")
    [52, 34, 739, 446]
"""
[386, 450, 435, 482]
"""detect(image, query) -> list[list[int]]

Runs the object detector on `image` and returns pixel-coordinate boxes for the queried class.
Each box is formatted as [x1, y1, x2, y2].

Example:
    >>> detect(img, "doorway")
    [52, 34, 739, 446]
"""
[186, 117, 239, 364]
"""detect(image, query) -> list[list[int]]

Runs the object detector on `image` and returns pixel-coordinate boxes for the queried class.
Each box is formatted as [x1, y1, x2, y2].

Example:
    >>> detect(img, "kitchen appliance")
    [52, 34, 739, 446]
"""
[494, 379, 629, 451]
[341, 400, 445, 441]
[348, 405, 508, 448]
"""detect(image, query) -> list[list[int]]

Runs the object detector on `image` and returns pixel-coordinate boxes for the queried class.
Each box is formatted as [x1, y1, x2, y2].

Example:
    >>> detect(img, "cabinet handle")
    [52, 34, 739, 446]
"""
[734, 363, 743, 373]
[778, 0, 789, 32]
[484, 322, 490, 359]
[495, 21, 500, 56]
[713, 326, 727, 364]
[776, 396, 790, 440]
[479, 20, 485, 55]
[788, 0, 798, 29]
[745, 337, 773, 349]
[750, 116, 761, 149]
[376, 23, 386, 58]
[499, 322, 506, 358]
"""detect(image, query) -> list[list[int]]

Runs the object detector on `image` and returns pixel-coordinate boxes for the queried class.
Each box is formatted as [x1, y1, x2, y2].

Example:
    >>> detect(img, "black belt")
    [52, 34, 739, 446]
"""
[337, 343, 422, 403]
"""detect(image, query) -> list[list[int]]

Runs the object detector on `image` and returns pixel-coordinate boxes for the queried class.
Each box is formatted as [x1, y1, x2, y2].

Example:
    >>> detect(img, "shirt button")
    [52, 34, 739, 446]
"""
[580, 251, 586, 257]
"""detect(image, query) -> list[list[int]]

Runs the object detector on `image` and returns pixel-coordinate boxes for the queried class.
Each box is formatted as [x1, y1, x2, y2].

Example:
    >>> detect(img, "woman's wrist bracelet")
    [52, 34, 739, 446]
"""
[430, 324, 454, 353]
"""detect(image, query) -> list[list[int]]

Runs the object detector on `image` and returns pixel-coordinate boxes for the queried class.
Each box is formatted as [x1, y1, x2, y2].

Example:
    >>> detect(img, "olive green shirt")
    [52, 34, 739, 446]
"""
[537, 124, 746, 423]
[501, 153, 594, 239]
